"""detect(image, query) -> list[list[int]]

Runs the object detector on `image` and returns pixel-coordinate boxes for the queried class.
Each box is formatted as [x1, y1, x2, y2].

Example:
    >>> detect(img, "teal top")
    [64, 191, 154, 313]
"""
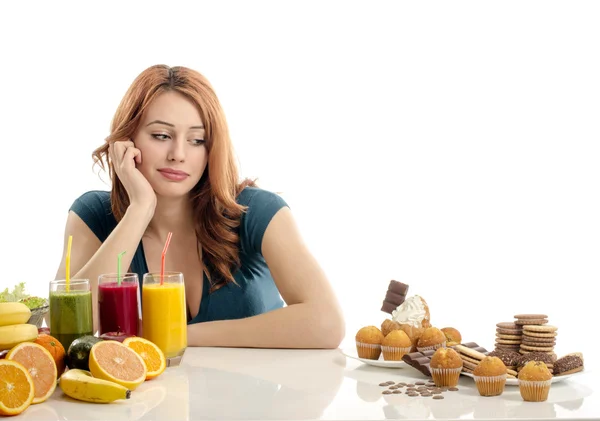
[69, 187, 287, 324]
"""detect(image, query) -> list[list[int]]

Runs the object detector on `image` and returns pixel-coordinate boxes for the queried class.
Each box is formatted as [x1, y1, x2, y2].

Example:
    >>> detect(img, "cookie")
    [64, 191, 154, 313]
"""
[496, 334, 522, 340]
[522, 331, 557, 338]
[514, 314, 548, 319]
[496, 322, 520, 330]
[460, 353, 483, 366]
[519, 349, 555, 356]
[496, 338, 521, 345]
[521, 344, 554, 352]
[521, 338, 556, 346]
[454, 344, 487, 361]
[506, 368, 518, 377]
[522, 325, 557, 333]
[515, 319, 548, 325]
[553, 354, 584, 376]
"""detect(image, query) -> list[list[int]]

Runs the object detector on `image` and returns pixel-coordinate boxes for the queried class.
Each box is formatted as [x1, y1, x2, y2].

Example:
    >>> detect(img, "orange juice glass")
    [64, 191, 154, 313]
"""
[142, 271, 187, 366]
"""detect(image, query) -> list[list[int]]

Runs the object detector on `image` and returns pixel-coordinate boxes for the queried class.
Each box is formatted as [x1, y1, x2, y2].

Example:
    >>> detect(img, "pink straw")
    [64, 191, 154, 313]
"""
[160, 232, 173, 286]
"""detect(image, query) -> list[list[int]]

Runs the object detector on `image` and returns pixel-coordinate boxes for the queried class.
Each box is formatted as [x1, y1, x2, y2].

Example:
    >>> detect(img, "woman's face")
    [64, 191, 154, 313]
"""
[132, 90, 208, 198]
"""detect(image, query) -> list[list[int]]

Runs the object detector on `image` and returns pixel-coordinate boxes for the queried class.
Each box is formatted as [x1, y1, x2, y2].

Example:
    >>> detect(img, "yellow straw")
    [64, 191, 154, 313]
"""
[66, 235, 73, 292]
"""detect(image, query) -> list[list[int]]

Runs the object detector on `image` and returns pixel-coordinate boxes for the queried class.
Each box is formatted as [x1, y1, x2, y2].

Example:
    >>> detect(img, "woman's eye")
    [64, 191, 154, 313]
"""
[191, 139, 206, 146]
[152, 134, 170, 140]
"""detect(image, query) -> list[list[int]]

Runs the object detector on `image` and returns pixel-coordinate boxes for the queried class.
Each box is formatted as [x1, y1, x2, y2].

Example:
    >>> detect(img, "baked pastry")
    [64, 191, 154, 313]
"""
[417, 327, 447, 352]
[381, 280, 409, 314]
[391, 296, 431, 351]
[355, 326, 384, 360]
[381, 330, 412, 361]
[440, 327, 462, 347]
[473, 356, 507, 396]
[518, 361, 553, 402]
[381, 319, 401, 337]
[517, 352, 555, 373]
[430, 347, 463, 387]
[553, 353, 584, 376]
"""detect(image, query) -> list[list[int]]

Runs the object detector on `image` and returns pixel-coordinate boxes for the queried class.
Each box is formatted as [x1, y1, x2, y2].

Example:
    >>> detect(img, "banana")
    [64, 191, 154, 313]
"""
[0, 303, 31, 327]
[0, 323, 38, 351]
[59, 369, 131, 403]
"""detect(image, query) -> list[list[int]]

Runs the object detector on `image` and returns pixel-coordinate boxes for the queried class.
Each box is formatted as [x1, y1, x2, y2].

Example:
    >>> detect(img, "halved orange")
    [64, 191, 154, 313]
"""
[0, 359, 35, 415]
[89, 340, 147, 390]
[6, 342, 57, 404]
[123, 337, 166, 380]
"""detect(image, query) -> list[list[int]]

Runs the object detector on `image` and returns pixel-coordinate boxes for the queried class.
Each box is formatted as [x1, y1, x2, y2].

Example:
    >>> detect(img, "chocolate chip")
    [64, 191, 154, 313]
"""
[407, 392, 419, 397]
[392, 390, 402, 394]
[386, 381, 395, 384]
[449, 387, 459, 391]
[420, 392, 432, 397]
[415, 381, 426, 385]
[431, 390, 442, 394]
[433, 395, 444, 400]
[379, 382, 389, 386]
[382, 390, 392, 394]
[407, 383, 415, 387]
[389, 386, 399, 390]
[397, 382, 407, 386]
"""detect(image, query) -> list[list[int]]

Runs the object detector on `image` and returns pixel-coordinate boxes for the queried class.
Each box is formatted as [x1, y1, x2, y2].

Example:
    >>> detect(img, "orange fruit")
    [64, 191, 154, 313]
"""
[122, 337, 166, 380]
[34, 334, 66, 377]
[0, 359, 35, 415]
[6, 342, 57, 404]
[89, 340, 147, 390]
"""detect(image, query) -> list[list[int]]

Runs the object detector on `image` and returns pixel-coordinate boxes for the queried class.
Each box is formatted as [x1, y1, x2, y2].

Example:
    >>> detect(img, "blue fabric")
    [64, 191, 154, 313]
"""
[69, 187, 287, 323]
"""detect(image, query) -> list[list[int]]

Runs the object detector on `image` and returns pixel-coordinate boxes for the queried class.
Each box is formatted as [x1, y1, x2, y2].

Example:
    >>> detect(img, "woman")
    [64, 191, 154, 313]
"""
[54, 64, 345, 349]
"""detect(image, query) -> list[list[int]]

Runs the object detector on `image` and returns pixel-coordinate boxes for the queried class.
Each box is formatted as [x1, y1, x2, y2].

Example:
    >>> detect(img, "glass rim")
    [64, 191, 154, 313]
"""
[50, 279, 90, 285]
[98, 272, 139, 280]
[143, 271, 183, 277]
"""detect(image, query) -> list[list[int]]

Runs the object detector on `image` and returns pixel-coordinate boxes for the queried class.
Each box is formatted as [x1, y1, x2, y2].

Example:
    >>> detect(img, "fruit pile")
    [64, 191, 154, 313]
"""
[0, 302, 166, 416]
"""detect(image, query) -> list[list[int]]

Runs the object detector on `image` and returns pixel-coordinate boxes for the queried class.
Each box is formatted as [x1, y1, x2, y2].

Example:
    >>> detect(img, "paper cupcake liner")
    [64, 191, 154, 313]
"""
[519, 379, 552, 402]
[473, 374, 507, 397]
[431, 366, 462, 387]
[381, 345, 412, 361]
[356, 341, 381, 360]
[416, 341, 447, 353]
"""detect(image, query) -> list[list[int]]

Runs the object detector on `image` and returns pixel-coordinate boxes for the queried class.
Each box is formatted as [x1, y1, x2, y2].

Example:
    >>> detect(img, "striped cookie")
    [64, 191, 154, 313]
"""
[519, 349, 555, 356]
[523, 325, 557, 333]
[523, 332, 557, 339]
[507, 368, 518, 377]
[460, 353, 483, 366]
[521, 344, 554, 352]
[522, 338, 556, 345]
[496, 334, 522, 340]
[496, 338, 521, 345]
[462, 359, 479, 371]
[515, 319, 548, 325]
[496, 322, 520, 330]
[514, 314, 548, 319]
[462, 366, 475, 374]
[455, 344, 487, 361]
[521, 334, 556, 342]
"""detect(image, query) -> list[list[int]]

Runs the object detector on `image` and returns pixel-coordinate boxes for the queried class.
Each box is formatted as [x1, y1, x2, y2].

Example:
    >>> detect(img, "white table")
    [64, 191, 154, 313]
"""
[15, 347, 599, 420]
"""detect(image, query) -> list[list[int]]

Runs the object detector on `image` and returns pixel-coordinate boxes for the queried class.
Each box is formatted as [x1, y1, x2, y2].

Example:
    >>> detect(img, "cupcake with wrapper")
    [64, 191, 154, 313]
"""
[473, 356, 507, 397]
[518, 361, 552, 402]
[355, 326, 384, 360]
[381, 330, 412, 361]
[416, 327, 446, 352]
[430, 347, 463, 387]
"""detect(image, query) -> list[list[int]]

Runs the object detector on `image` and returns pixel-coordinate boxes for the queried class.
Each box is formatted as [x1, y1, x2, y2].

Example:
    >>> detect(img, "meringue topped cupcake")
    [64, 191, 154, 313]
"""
[391, 296, 431, 351]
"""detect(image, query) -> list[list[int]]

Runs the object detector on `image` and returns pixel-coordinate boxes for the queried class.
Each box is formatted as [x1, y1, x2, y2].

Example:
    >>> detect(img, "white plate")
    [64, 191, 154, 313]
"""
[461, 370, 585, 386]
[341, 349, 407, 368]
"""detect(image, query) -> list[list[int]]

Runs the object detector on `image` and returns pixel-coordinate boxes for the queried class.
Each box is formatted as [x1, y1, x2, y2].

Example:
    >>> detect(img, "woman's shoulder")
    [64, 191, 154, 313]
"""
[72, 190, 111, 208]
[69, 190, 115, 241]
[236, 186, 289, 254]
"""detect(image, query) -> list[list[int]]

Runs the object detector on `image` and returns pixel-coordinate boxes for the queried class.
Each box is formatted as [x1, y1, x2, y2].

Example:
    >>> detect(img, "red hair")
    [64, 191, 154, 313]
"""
[92, 65, 255, 290]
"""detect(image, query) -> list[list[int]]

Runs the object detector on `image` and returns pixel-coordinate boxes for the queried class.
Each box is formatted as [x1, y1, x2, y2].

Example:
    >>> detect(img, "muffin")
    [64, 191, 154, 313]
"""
[417, 327, 447, 352]
[518, 361, 552, 402]
[381, 319, 401, 337]
[430, 347, 463, 387]
[381, 330, 412, 361]
[441, 327, 462, 347]
[473, 356, 507, 397]
[355, 326, 384, 359]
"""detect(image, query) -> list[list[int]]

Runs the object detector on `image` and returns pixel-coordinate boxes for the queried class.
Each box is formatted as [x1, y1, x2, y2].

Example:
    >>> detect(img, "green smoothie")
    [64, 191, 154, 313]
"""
[49, 290, 93, 351]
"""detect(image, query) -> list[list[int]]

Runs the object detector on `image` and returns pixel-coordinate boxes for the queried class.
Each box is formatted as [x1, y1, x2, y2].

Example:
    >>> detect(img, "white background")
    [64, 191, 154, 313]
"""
[0, 1, 598, 360]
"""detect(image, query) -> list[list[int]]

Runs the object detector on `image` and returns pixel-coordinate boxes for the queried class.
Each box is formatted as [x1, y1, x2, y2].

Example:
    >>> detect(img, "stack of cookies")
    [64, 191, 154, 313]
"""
[514, 314, 557, 359]
[495, 322, 523, 353]
[453, 344, 519, 379]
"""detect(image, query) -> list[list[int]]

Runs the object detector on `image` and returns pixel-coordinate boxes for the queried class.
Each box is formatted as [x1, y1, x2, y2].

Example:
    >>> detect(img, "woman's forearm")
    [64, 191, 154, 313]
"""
[187, 303, 345, 349]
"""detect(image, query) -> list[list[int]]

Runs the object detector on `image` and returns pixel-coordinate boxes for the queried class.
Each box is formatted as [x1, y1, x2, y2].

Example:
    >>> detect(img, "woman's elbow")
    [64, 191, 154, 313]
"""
[316, 308, 346, 349]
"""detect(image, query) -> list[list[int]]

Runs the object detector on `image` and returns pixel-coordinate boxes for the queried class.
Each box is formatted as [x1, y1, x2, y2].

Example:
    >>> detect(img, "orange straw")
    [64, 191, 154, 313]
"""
[160, 232, 173, 286]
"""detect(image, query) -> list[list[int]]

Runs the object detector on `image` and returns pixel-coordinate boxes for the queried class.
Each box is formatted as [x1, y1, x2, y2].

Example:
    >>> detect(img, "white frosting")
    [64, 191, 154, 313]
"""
[391, 295, 427, 327]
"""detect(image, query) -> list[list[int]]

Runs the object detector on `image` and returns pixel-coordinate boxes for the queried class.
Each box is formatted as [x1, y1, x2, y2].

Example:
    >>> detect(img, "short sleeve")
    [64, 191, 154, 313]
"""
[69, 190, 115, 242]
[239, 188, 289, 255]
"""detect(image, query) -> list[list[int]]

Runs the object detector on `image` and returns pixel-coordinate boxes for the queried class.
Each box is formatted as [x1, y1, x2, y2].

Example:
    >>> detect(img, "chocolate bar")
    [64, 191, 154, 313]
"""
[402, 342, 489, 377]
[381, 280, 409, 314]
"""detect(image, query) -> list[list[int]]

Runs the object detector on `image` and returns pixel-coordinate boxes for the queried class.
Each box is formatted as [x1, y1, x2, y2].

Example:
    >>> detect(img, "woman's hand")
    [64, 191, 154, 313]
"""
[109, 140, 156, 209]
